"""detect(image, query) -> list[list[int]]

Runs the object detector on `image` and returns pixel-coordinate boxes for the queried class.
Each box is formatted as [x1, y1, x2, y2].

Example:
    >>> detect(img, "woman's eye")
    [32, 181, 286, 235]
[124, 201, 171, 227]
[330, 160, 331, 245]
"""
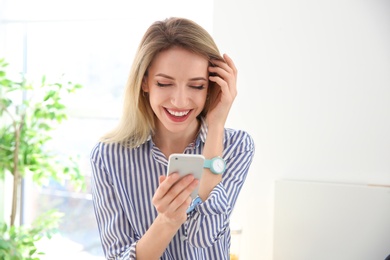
[157, 82, 171, 87]
[190, 85, 205, 90]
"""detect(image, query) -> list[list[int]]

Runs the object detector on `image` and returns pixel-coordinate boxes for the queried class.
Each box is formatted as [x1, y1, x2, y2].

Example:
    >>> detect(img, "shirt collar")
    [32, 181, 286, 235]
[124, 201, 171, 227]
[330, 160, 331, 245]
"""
[145, 117, 208, 150]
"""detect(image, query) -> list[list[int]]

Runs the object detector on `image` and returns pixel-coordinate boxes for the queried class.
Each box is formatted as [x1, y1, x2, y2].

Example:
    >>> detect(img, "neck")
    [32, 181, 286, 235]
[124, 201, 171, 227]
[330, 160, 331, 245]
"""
[153, 120, 200, 157]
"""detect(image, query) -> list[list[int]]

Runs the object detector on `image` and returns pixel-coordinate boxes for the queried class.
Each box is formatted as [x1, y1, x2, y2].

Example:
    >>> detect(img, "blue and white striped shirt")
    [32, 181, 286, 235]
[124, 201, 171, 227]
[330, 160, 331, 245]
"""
[90, 119, 255, 259]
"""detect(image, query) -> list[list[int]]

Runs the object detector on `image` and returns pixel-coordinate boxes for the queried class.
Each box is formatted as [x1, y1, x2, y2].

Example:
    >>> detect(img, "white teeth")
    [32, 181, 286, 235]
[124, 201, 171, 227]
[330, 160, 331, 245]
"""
[167, 109, 190, 117]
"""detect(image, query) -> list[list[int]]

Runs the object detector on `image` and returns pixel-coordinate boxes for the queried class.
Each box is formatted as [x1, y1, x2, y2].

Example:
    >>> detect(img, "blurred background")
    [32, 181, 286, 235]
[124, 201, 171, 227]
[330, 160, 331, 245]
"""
[1, 0, 389, 259]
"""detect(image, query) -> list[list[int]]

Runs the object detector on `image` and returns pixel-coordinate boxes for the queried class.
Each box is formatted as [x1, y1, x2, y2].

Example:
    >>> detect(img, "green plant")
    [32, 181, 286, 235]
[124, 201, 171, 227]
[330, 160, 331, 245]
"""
[0, 210, 63, 260]
[0, 58, 85, 259]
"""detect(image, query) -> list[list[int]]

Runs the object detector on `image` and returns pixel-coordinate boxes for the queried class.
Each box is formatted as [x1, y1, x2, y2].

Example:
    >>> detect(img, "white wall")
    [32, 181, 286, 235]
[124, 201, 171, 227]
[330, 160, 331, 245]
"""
[274, 180, 390, 260]
[213, 0, 390, 259]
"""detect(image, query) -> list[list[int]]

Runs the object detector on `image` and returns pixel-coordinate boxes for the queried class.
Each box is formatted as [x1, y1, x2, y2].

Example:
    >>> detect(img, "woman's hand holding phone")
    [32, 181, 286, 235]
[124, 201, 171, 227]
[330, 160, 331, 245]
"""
[152, 173, 198, 226]
[152, 154, 204, 226]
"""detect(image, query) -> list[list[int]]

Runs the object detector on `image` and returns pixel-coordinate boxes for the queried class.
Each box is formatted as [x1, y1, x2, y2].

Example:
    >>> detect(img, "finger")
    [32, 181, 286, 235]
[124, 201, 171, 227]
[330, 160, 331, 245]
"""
[209, 62, 233, 79]
[176, 196, 193, 214]
[210, 57, 234, 73]
[209, 71, 236, 97]
[154, 176, 197, 214]
[209, 75, 230, 94]
[153, 173, 180, 200]
[223, 53, 238, 76]
[209, 61, 237, 89]
[165, 196, 193, 224]
[153, 175, 174, 213]
[170, 179, 199, 212]
[210, 64, 237, 98]
[165, 174, 195, 202]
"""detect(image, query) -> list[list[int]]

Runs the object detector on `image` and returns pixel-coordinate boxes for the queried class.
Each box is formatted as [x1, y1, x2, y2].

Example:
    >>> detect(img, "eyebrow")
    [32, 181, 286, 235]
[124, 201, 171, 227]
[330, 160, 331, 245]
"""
[155, 73, 207, 81]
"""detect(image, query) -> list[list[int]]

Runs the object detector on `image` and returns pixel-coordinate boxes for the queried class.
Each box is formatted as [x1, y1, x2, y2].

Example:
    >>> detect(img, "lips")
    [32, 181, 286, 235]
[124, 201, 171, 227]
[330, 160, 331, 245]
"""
[164, 108, 192, 122]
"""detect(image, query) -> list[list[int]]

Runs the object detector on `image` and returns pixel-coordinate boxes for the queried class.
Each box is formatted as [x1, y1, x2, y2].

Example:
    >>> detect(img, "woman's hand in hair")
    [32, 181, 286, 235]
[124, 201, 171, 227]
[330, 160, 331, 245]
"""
[152, 173, 199, 226]
[207, 53, 238, 128]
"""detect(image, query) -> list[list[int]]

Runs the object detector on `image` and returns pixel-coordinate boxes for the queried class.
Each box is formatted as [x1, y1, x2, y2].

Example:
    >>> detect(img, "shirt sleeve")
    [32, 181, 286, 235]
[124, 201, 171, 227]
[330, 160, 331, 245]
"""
[185, 131, 255, 248]
[90, 143, 138, 260]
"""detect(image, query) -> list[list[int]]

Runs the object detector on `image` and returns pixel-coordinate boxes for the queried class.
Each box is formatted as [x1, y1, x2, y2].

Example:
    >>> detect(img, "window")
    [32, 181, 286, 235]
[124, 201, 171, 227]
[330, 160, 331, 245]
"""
[0, 1, 213, 258]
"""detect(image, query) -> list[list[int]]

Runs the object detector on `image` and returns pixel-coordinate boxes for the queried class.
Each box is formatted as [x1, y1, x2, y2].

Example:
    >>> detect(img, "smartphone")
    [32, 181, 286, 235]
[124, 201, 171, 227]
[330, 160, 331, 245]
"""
[167, 153, 205, 199]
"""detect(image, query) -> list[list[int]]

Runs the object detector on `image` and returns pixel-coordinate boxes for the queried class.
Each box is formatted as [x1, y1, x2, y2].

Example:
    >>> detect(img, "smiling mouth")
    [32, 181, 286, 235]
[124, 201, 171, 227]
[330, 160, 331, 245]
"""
[166, 108, 191, 117]
[164, 108, 193, 122]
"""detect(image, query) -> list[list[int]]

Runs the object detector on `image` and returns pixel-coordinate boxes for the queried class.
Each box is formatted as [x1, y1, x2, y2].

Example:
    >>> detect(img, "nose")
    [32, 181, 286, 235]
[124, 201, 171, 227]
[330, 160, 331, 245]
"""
[170, 87, 189, 108]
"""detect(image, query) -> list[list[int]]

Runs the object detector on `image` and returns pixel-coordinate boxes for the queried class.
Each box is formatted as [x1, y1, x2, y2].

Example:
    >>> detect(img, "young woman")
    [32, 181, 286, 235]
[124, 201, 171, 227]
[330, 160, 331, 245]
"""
[90, 17, 255, 259]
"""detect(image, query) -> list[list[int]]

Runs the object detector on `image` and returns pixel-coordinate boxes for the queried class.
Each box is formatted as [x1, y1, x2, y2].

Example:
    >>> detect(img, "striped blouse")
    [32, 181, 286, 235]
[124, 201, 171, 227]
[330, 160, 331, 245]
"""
[90, 119, 255, 259]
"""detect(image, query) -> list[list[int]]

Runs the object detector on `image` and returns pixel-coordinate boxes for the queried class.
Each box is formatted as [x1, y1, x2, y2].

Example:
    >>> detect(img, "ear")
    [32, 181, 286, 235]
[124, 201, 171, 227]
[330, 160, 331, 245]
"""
[142, 76, 149, 92]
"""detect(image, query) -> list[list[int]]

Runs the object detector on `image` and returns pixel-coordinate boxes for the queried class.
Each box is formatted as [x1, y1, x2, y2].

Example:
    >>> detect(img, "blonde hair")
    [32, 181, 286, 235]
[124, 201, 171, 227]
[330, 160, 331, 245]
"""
[100, 17, 224, 147]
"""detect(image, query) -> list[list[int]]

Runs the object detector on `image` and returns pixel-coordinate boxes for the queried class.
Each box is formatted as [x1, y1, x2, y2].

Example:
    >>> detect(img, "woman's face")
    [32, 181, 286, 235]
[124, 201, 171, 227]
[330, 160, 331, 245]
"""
[143, 47, 209, 135]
